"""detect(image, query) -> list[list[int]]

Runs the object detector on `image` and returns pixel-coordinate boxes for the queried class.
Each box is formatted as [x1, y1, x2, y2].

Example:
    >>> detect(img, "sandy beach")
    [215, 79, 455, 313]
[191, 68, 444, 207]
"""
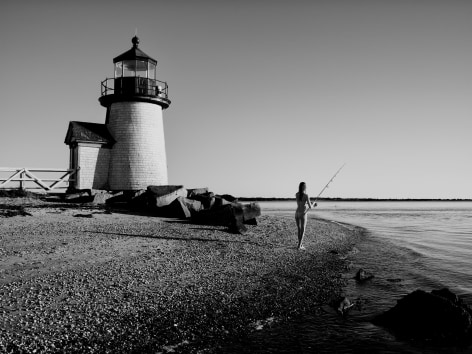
[0, 196, 363, 353]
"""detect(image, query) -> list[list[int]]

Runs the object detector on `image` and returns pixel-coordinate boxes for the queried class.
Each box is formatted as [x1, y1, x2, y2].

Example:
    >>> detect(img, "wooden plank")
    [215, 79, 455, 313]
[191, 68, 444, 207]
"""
[0, 168, 72, 172]
[0, 169, 24, 187]
[24, 169, 51, 191]
[49, 169, 77, 190]
[1, 178, 73, 182]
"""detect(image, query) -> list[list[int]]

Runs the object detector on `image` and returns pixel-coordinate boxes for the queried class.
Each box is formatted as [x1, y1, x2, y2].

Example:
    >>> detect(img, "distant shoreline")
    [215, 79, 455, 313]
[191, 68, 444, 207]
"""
[238, 197, 472, 202]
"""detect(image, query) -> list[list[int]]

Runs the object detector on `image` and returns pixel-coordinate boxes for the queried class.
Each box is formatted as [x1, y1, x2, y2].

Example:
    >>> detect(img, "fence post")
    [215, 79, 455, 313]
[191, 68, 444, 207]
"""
[19, 171, 24, 191]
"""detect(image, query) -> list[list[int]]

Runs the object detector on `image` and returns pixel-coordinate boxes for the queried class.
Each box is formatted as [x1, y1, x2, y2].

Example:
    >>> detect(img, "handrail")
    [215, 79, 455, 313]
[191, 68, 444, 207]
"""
[100, 77, 169, 99]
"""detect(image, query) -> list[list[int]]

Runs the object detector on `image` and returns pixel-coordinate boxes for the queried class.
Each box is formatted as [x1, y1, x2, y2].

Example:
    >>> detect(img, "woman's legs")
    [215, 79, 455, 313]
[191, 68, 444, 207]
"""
[295, 213, 307, 249]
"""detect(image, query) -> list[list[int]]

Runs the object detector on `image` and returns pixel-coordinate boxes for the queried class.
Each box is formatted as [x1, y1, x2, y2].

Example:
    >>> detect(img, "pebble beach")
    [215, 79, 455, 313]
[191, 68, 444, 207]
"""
[0, 196, 363, 353]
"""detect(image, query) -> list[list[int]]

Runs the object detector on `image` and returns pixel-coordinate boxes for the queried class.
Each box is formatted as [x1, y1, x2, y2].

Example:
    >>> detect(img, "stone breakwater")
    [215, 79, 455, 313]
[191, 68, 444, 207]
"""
[0, 197, 363, 353]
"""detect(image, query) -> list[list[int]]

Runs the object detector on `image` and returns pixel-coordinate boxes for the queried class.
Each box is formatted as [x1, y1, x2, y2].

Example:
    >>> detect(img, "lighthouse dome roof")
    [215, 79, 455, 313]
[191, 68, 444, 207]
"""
[113, 36, 157, 65]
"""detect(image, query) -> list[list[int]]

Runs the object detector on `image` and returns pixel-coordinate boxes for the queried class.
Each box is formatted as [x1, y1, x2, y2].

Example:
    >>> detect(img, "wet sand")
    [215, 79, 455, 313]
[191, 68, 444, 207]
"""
[0, 197, 363, 353]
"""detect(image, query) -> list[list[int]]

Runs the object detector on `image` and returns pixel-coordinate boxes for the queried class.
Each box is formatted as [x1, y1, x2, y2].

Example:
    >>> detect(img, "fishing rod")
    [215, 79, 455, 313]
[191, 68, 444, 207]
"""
[313, 163, 346, 202]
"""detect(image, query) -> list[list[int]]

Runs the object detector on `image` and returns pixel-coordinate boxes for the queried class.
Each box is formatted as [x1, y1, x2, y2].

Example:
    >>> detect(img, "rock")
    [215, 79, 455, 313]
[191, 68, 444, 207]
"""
[229, 203, 247, 234]
[104, 191, 125, 205]
[90, 190, 114, 204]
[147, 185, 187, 208]
[63, 190, 93, 203]
[167, 197, 192, 218]
[213, 195, 232, 209]
[354, 268, 374, 282]
[193, 204, 234, 226]
[220, 194, 238, 203]
[241, 202, 262, 223]
[336, 297, 354, 315]
[187, 188, 209, 198]
[189, 192, 215, 210]
[373, 288, 472, 346]
[244, 218, 258, 226]
[192, 202, 261, 234]
[127, 190, 149, 209]
[181, 198, 203, 214]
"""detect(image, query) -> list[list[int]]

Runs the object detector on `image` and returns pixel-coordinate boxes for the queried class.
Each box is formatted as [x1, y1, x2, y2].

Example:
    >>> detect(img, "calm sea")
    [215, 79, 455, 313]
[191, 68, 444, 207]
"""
[227, 201, 472, 353]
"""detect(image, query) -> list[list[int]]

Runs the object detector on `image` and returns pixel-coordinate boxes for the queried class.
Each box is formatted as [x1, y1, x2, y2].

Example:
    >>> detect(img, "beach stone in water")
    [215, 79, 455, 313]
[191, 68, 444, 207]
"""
[336, 297, 354, 315]
[354, 268, 374, 282]
[374, 288, 472, 346]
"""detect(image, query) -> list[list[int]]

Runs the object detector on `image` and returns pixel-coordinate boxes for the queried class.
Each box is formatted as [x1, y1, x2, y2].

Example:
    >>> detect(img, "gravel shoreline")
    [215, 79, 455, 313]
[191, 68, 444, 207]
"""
[0, 197, 364, 353]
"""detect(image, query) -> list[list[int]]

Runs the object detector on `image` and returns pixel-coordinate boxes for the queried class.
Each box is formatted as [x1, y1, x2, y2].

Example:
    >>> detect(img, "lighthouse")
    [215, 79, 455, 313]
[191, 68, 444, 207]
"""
[65, 36, 171, 191]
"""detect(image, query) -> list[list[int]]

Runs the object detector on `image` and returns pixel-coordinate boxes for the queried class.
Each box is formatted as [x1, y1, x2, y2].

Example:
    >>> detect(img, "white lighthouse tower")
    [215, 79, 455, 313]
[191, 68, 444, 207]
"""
[65, 36, 171, 191]
[99, 36, 171, 190]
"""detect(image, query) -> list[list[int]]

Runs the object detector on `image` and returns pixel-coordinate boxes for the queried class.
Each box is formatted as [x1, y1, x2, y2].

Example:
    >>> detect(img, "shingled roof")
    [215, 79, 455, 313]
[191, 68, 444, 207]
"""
[64, 121, 115, 146]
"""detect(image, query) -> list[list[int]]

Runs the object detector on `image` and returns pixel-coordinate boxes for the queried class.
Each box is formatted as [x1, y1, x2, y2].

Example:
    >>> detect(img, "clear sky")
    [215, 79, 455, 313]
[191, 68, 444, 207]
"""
[1, 0, 471, 198]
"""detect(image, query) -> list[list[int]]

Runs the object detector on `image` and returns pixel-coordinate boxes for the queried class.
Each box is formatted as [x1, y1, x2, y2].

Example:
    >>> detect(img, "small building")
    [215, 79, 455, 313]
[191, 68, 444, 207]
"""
[65, 36, 171, 191]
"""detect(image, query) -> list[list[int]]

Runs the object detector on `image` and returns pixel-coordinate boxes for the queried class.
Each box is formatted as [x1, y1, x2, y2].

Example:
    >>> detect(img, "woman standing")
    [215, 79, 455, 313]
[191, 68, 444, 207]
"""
[295, 182, 317, 250]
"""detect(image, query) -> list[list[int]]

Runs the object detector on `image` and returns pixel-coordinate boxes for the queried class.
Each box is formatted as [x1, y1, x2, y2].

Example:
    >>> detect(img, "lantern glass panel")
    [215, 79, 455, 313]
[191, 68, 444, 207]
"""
[136, 60, 148, 78]
[148, 62, 156, 80]
[123, 60, 136, 77]
[114, 62, 123, 78]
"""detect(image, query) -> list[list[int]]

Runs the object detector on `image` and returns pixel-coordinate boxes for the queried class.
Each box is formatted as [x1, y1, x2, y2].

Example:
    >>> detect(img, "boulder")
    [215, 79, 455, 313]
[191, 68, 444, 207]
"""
[181, 197, 203, 214]
[241, 202, 261, 223]
[244, 218, 258, 226]
[373, 288, 472, 346]
[126, 190, 149, 209]
[192, 204, 234, 226]
[336, 297, 355, 315]
[354, 268, 374, 282]
[192, 202, 261, 234]
[147, 185, 187, 208]
[167, 197, 192, 218]
[220, 194, 238, 203]
[91, 190, 115, 204]
[187, 188, 209, 198]
[189, 192, 215, 210]
[229, 203, 247, 234]
[213, 195, 233, 209]
[104, 191, 126, 205]
[63, 189, 93, 203]
[105, 191, 145, 206]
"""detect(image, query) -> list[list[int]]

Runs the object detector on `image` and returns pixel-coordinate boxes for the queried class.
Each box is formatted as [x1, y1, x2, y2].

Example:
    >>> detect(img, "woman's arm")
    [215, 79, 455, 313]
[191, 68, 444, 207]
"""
[306, 195, 317, 209]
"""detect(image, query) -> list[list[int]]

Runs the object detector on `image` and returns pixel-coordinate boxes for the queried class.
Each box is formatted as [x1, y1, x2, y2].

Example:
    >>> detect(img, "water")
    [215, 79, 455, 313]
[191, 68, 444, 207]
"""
[229, 201, 472, 353]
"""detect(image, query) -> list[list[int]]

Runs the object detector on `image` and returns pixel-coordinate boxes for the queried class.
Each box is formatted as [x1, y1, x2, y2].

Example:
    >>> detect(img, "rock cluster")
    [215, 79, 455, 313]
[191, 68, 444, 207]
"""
[84, 186, 261, 234]
[373, 288, 472, 346]
[148, 186, 261, 234]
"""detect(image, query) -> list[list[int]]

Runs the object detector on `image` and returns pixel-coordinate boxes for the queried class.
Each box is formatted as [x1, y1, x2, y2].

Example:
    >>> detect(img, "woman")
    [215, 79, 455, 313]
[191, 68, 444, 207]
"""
[295, 182, 317, 250]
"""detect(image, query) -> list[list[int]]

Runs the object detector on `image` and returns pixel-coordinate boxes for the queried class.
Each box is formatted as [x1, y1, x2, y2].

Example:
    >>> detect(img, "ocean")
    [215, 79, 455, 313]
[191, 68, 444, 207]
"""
[228, 200, 472, 353]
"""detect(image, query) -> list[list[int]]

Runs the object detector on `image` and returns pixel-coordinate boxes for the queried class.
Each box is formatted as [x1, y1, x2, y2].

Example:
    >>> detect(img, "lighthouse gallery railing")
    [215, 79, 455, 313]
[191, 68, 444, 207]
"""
[100, 77, 169, 99]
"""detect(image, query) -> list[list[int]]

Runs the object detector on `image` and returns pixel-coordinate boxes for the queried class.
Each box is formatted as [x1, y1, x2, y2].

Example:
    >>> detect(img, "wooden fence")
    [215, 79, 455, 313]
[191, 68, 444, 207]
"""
[0, 168, 77, 192]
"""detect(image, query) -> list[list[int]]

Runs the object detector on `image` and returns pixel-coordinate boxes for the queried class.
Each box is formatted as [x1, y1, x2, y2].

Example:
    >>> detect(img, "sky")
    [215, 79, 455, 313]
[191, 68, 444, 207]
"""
[0, 0, 471, 198]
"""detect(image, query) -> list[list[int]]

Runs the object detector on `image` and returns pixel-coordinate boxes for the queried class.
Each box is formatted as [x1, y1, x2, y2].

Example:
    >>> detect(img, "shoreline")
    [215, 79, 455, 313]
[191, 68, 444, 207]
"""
[239, 197, 472, 202]
[0, 197, 364, 353]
